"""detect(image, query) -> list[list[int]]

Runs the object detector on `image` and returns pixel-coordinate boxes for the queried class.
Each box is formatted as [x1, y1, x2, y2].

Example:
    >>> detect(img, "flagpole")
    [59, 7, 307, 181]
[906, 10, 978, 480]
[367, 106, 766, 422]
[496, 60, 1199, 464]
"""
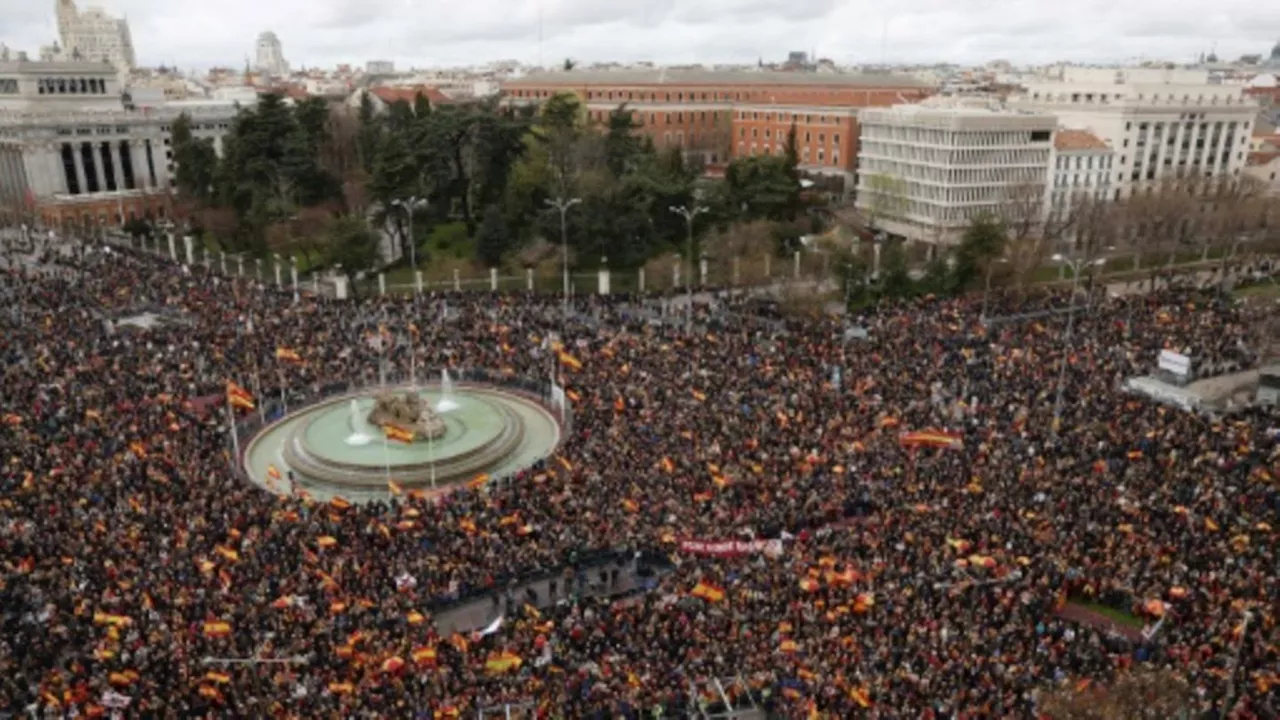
[251, 369, 266, 424]
[226, 392, 241, 467]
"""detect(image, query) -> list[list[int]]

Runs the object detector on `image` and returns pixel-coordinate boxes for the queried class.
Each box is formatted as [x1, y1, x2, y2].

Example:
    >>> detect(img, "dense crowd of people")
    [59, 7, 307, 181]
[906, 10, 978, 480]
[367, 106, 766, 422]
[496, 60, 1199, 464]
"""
[0, 236, 1277, 719]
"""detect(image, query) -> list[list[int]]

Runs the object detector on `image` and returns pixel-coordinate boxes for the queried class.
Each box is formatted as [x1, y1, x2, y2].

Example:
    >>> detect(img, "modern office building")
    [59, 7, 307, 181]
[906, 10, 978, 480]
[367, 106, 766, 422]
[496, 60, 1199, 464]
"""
[54, 0, 135, 79]
[854, 97, 1057, 245]
[503, 69, 932, 190]
[1008, 68, 1258, 198]
[0, 58, 238, 230]
[366, 60, 395, 75]
[254, 32, 289, 78]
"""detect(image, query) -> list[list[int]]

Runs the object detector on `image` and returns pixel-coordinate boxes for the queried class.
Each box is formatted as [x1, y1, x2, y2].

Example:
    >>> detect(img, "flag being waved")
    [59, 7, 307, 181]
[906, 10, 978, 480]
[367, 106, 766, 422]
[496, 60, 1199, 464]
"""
[899, 428, 963, 450]
[690, 581, 726, 603]
[275, 347, 303, 363]
[226, 381, 255, 410]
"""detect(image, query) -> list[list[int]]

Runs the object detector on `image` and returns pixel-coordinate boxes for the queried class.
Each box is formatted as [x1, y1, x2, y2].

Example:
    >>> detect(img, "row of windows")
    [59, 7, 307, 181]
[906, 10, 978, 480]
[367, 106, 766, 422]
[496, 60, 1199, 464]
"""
[1055, 155, 1113, 170]
[37, 77, 109, 95]
[1033, 91, 1243, 106]
[511, 87, 873, 104]
[0, 79, 18, 94]
[55, 126, 134, 136]
[737, 141, 842, 167]
[740, 127, 841, 145]
[737, 111, 838, 124]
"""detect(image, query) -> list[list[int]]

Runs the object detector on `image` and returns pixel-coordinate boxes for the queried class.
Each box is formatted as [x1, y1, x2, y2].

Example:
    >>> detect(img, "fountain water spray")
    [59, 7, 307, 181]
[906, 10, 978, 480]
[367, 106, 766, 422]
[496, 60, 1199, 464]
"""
[435, 369, 460, 413]
[345, 398, 373, 445]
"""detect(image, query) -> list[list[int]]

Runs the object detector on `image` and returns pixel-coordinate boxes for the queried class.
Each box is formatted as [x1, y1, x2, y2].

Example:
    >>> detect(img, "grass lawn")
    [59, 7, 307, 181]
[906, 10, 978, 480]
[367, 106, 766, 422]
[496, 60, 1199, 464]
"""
[1234, 281, 1280, 300]
[1078, 601, 1145, 629]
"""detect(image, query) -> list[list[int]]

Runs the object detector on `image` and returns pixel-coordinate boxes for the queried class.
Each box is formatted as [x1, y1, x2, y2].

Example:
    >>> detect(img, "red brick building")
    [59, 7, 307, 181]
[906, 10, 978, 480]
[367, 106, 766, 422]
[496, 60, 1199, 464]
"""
[503, 69, 932, 192]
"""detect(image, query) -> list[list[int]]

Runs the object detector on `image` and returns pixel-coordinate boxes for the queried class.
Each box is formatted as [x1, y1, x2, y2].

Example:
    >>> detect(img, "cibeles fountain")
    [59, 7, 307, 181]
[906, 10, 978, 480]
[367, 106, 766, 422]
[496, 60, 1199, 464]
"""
[241, 372, 563, 503]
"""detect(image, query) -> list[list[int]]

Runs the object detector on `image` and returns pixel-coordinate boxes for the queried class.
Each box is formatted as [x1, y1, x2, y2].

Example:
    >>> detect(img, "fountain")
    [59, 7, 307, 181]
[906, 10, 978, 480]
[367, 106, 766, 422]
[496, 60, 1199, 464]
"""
[436, 369, 460, 413]
[345, 399, 373, 446]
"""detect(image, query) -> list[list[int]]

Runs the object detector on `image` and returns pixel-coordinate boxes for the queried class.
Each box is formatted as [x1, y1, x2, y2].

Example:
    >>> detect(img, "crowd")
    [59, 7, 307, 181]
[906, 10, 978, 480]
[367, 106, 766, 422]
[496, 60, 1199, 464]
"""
[0, 236, 1276, 719]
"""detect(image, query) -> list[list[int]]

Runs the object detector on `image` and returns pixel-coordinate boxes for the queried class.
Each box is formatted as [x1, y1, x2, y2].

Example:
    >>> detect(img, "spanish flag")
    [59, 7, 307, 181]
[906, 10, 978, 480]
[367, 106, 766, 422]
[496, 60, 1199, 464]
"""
[691, 389, 707, 402]
[267, 465, 282, 481]
[330, 496, 351, 511]
[275, 347, 303, 363]
[622, 498, 640, 513]
[690, 581, 725, 603]
[205, 671, 232, 685]
[214, 545, 239, 562]
[849, 687, 872, 708]
[412, 646, 437, 665]
[899, 429, 963, 450]
[384, 424, 415, 443]
[387, 479, 403, 496]
[557, 350, 583, 371]
[226, 381, 255, 410]
[467, 473, 489, 489]
[203, 620, 232, 637]
[484, 651, 523, 674]
[660, 456, 675, 473]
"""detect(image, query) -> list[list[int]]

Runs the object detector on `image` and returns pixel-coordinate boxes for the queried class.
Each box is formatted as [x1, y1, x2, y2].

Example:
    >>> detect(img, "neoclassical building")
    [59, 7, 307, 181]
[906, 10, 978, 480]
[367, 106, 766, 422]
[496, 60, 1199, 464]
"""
[0, 57, 238, 231]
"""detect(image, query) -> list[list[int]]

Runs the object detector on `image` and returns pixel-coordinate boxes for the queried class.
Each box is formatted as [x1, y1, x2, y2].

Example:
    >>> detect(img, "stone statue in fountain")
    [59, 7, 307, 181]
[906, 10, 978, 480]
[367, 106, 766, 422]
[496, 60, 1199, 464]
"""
[367, 391, 447, 441]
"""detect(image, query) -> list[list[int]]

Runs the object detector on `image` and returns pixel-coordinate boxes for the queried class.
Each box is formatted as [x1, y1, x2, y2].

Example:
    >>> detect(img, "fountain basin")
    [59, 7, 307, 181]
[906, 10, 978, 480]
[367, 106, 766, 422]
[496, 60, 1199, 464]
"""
[241, 382, 562, 503]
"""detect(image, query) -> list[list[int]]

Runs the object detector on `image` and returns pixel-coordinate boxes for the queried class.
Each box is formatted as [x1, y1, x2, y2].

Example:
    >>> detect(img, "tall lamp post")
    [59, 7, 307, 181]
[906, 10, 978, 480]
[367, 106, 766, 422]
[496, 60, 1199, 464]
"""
[545, 196, 581, 321]
[391, 196, 426, 296]
[669, 203, 707, 332]
[1050, 253, 1106, 435]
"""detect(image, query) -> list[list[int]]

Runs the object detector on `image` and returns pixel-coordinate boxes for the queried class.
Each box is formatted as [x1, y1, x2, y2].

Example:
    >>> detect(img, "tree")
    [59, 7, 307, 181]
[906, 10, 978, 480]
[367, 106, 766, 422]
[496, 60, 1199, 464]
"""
[861, 172, 908, 233]
[998, 179, 1054, 284]
[325, 215, 380, 297]
[369, 131, 418, 259]
[603, 105, 644, 177]
[953, 213, 1008, 292]
[878, 239, 913, 298]
[476, 203, 509, 268]
[724, 156, 798, 222]
[171, 113, 219, 203]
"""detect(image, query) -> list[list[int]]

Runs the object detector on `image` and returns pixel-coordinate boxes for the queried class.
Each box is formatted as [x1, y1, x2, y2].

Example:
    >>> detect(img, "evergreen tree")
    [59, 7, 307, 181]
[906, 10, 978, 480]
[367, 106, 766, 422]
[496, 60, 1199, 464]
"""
[475, 204, 509, 268]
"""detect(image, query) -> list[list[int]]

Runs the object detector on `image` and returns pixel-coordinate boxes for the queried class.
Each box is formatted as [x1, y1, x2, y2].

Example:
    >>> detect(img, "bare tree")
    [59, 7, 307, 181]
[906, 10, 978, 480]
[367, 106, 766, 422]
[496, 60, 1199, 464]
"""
[1036, 669, 1194, 720]
[318, 108, 369, 215]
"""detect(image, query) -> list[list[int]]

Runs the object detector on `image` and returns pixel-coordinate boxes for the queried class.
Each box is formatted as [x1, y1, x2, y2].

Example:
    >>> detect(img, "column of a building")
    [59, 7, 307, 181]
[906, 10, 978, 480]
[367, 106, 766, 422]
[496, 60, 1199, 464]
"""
[70, 143, 88, 196]
[89, 142, 106, 193]
[46, 143, 66, 195]
[132, 140, 149, 189]
[117, 141, 133, 191]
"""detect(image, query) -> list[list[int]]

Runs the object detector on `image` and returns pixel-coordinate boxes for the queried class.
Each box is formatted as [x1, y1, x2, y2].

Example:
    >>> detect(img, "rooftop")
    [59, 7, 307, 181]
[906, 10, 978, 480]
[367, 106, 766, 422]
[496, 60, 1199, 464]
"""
[1054, 129, 1110, 151]
[505, 69, 928, 89]
[369, 85, 454, 106]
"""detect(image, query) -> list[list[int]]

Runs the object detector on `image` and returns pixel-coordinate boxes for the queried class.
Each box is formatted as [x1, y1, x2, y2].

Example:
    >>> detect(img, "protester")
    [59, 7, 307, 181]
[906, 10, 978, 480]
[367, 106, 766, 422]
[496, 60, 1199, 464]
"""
[0, 240, 1275, 719]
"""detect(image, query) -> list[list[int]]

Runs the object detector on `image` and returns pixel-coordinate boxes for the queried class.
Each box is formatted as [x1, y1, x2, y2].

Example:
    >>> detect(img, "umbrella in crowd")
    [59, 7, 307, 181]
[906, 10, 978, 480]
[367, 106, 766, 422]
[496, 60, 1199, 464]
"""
[0, 240, 1276, 719]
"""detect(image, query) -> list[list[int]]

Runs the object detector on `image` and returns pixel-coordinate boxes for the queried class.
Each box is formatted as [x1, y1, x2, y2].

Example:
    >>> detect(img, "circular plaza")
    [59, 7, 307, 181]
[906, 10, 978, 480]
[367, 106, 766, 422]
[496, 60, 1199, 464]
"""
[242, 379, 562, 503]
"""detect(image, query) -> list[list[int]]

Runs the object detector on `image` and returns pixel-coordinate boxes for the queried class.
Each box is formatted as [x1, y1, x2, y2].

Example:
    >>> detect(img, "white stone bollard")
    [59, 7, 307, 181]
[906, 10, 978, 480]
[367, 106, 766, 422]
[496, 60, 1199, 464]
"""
[638, 267, 645, 293]
[453, 268, 461, 291]
[526, 267, 534, 291]
[490, 267, 498, 291]
[378, 273, 386, 296]
[415, 270, 424, 294]
[597, 268, 610, 295]
[793, 250, 801, 279]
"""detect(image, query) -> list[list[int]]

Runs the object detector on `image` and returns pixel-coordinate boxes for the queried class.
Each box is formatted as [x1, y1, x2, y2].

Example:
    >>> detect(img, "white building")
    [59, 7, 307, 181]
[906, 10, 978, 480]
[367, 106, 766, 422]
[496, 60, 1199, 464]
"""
[55, 0, 135, 79]
[366, 60, 395, 75]
[254, 32, 289, 77]
[1008, 69, 1259, 198]
[855, 98, 1057, 245]
[0, 58, 238, 231]
[1045, 129, 1115, 233]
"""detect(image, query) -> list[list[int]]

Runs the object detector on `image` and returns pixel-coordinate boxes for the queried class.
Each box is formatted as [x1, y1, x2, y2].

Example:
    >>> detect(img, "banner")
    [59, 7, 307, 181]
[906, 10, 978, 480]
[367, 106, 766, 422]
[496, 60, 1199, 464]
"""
[678, 538, 784, 558]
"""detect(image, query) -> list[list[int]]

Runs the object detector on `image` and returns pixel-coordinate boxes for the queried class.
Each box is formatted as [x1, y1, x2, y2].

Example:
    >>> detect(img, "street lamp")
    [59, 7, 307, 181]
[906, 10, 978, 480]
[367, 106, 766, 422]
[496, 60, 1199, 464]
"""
[669, 203, 707, 332]
[391, 196, 427, 295]
[545, 196, 581, 321]
[1049, 253, 1106, 435]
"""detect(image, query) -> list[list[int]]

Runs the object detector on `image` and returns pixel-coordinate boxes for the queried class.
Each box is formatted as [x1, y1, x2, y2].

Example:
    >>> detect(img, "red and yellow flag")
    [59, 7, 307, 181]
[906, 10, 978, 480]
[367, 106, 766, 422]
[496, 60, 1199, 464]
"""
[557, 350, 583, 371]
[226, 381, 255, 410]
[275, 347, 303, 363]
[202, 620, 232, 637]
[384, 424, 415, 443]
[484, 650, 523, 674]
[899, 428, 963, 450]
[690, 581, 725, 603]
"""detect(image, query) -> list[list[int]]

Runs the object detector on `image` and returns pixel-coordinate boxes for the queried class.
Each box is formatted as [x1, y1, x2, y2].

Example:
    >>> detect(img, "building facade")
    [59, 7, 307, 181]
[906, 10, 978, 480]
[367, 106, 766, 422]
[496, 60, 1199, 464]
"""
[855, 98, 1057, 245]
[502, 69, 932, 189]
[55, 0, 135, 78]
[1008, 71, 1258, 198]
[366, 60, 395, 75]
[254, 32, 289, 78]
[1046, 129, 1114, 227]
[0, 59, 237, 231]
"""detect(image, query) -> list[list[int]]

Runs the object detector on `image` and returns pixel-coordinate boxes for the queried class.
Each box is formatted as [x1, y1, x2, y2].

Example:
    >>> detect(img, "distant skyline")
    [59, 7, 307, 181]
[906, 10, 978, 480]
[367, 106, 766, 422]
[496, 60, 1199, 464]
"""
[2, 0, 1279, 71]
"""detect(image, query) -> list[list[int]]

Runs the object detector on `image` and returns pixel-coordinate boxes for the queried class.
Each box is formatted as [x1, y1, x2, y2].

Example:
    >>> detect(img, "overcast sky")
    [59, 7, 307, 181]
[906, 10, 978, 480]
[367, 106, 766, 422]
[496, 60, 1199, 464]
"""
[3, 0, 1279, 71]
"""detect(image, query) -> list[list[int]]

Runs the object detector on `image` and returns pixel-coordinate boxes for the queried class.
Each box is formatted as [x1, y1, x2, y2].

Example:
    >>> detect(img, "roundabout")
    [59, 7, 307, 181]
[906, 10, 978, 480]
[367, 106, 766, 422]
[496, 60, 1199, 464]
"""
[242, 375, 563, 503]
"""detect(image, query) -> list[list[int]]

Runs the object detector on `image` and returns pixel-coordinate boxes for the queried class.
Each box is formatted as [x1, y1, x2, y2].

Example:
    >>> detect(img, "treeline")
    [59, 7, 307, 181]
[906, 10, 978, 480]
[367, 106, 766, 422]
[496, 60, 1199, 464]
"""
[160, 90, 817, 281]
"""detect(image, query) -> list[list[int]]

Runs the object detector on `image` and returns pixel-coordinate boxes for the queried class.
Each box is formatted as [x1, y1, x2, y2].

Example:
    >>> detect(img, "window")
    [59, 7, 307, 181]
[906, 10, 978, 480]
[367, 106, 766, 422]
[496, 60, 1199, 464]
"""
[833, 133, 840, 144]
[1030, 130, 1051, 142]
